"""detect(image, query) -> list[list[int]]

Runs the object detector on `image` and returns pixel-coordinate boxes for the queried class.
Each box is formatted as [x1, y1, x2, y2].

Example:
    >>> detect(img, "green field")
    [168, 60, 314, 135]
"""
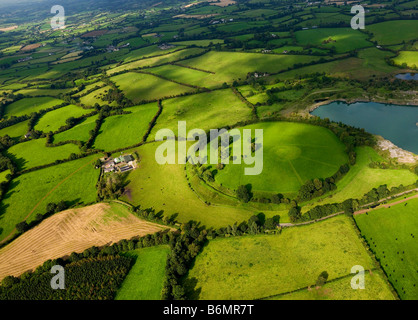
[93, 103, 158, 151]
[269, 272, 395, 300]
[0, 120, 29, 140]
[295, 28, 371, 53]
[0, 155, 100, 242]
[393, 51, 418, 69]
[53, 114, 99, 143]
[116, 246, 170, 300]
[368, 20, 418, 45]
[111, 72, 195, 103]
[185, 215, 393, 300]
[6, 138, 81, 170]
[355, 198, 418, 300]
[35, 105, 92, 133]
[149, 89, 252, 140]
[79, 85, 118, 107]
[120, 142, 263, 228]
[4, 97, 64, 118]
[212, 121, 348, 195]
[303, 147, 418, 210]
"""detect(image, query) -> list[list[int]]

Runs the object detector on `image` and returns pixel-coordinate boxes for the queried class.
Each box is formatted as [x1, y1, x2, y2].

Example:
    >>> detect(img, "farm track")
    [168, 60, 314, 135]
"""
[0, 203, 172, 280]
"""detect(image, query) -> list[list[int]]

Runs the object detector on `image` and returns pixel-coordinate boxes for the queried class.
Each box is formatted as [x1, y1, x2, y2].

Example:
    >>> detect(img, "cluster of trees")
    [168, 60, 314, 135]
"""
[162, 221, 207, 300]
[207, 213, 281, 239]
[97, 172, 126, 200]
[15, 201, 69, 234]
[0, 255, 133, 300]
[297, 164, 350, 202]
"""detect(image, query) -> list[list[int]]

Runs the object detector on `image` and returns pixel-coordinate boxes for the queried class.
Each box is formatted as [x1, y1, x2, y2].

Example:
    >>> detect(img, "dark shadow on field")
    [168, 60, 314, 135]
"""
[245, 183, 253, 199]
[4, 152, 27, 171]
[183, 277, 201, 300]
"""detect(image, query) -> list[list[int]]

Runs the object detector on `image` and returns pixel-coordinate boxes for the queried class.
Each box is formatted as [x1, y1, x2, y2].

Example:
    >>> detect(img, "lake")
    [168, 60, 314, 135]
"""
[395, 73, 418, 80]
[311, 101, 418, 154]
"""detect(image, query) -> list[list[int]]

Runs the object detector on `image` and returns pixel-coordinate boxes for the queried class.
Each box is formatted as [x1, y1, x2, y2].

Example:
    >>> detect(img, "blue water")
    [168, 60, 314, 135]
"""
[395, 73, 418, 80]
[311, 101, 418, 154]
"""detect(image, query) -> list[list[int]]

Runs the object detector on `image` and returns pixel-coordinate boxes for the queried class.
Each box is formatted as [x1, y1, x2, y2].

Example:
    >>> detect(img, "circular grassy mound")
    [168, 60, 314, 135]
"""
[213, 121, 348, 194]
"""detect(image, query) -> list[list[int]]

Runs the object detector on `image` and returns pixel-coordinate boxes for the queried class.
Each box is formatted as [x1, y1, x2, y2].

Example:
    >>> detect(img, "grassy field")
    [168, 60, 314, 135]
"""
[212, 121, 348, 195]
[393, 51, 418, 69]
[93, 103, 158, 151]
[111, 72, 195, 103]
[116, 246, 170, 300]
[79, 85, 118, 107]
[53, 114, 99, 143]
[0, 203, 169, 280]
[180, 51, 322, 84]
[185, 215, 393, 300]
[4, 97, 64, 118]
[0, 155, 100, 243]
[302, 147, 418, 210]
[0, 120, 29, 140]
[355, 198, 418, 300]
[6, 138, 81, 171]
[35, 105, 92, 133]
[268, 271, 395, 300]
[294, 28, 371, 53]
[149, 89, 252, 140]
[368, 20, 418, 45]
[120, 142, 264, 228]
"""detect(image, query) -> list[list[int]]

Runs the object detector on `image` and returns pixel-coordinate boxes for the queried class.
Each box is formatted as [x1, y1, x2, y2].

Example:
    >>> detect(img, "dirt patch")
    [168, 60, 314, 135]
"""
[0, 203, 173, 281]
[21, 43, 42, 51]
[81, 30, 108, 38]
[377, 136, 418, 164]
[0, 25, 18, 32]
[210, 0, 236, 7]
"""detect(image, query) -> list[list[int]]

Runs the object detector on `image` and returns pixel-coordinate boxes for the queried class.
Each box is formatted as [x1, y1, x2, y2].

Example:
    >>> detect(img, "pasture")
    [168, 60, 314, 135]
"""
[393, 51, 418, 69]
[53, 114, 99, 144]
[213, 121, 348, 195]
[35, 105, 92, 133]
[355, 198, 418, 300]
[4, 97, 64, 118]
[184, 215, 389, 300]
[0, 155, 100, 243]
[6, 138, 81, 171]
[93, 103, 159, 151]
[116, 246, 170, 300]
[294, 28, 371, 53]
[0, 120, 29, 140]
[149, 89, 252, 140]
[111, 72, 195, 104]
[119, 142, 262, 228]
[367, 20, 418, 45]
[0, 203, 169, 280]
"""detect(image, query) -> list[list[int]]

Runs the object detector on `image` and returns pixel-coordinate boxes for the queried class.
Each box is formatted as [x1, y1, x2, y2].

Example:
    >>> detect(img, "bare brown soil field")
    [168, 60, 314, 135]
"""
[0, 203, 172, 280]
[81, 30, 108, 38]
[0, 25, 18, 32]
[21, 43, 42, 51]
[210, 0, 236, 7]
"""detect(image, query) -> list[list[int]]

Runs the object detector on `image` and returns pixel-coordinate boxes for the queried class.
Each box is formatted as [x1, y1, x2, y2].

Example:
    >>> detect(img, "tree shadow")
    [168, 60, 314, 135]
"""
[183, 277, 201, 300]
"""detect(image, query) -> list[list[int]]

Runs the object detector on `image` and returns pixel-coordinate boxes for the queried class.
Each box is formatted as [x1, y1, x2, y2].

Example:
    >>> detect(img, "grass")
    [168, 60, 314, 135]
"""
[180, 51, 322, 84]
[116, 246, 170, 300]
[302, 147, 418, 210]
[268, 271, 395, 300]
[111, 72, 195, 104]
[0, 155, 100, 242]
[6, 138, 81, 171]
[184, 215, 392, 300]
[355, 198, 418, 300]
[93, 103, 159, 151]
[79, 86, 118, 107]
[393, 51, 418, 69]
[295, 28, 371, 53]
[212, 121, 348, 195]
[367, 20, 418, 45]
[4, 97, 64, 118]
[120, 142, 263, 228]
[149, 89, 252, 140]
[53, 114, 99, 144]
[35, 105, 92, 133]
[0, 120, 29, 140]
